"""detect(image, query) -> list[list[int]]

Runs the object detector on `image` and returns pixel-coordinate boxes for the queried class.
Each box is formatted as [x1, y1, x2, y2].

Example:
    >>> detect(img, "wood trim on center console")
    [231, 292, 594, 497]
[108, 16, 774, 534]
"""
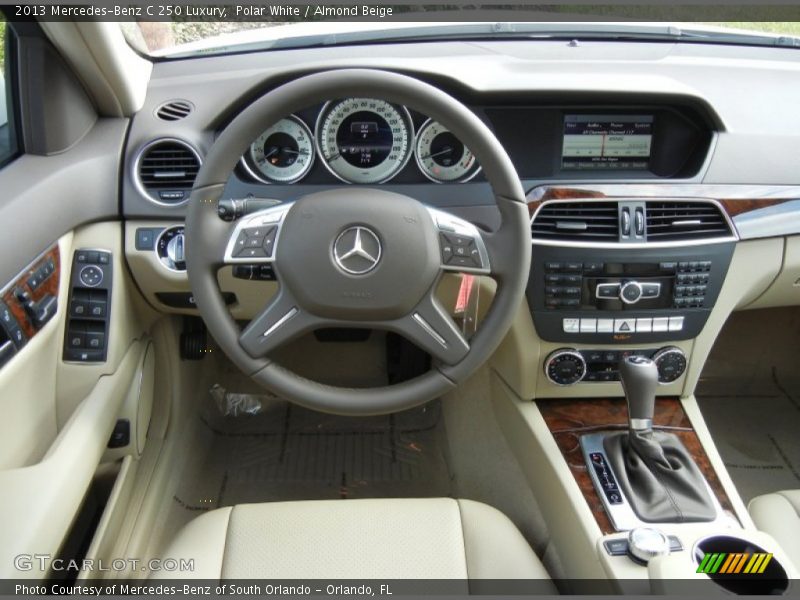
[527, 184, 800, 219]
[538, 396, 736, 534]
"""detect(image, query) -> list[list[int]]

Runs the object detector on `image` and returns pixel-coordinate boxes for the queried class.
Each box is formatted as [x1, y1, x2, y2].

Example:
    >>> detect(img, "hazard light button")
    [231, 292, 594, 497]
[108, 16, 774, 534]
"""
[614, 319, 635, 333]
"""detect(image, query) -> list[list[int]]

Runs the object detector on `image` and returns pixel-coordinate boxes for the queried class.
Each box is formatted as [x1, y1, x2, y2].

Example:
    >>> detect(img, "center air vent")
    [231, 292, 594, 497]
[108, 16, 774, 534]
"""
[155, 100, 193, 121]
[531, 202, 619, 241]
[136, 139, 201, 205]
[645, 201, 732, 242]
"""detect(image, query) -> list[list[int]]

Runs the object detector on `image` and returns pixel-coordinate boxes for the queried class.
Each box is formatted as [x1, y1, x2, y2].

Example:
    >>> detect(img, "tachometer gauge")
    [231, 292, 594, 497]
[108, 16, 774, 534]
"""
[316, 98, 413, 184]
[246, 116, 314, 183]
[414, 119, 480, 183]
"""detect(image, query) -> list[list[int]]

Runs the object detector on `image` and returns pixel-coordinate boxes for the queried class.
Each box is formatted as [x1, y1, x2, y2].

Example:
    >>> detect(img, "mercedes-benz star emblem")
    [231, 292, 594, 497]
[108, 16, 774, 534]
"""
[333, 226, 382, 275]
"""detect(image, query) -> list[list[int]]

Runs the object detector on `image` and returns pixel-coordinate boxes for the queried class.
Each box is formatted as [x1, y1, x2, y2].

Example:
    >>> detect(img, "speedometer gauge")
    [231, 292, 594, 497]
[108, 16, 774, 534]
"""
[316, 98, 413, 184]
[246, 116, 314, 183]
[414, 119, 480, 183]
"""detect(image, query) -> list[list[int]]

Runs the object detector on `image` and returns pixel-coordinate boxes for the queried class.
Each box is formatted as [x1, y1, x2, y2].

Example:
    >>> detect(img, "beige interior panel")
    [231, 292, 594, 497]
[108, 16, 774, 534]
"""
[682, 238, 783, 395]
[0, 234, 73, 470]
[490, 371, 606, 580]
[744, 235, 800, 310]
[124, 221, 278, 319]
[0, 340, 147, 579]
[57, 222, 153, 427]
[39, 21, 151, 117]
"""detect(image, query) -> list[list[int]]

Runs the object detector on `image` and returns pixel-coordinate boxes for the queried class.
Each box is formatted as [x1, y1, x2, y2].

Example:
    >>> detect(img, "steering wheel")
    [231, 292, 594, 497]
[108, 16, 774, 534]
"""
[186, 69, 531, 415]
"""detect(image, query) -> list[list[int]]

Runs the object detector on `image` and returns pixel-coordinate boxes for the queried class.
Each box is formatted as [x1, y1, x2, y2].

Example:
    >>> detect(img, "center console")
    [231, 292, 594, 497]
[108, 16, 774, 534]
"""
[528, 242, 736, 345]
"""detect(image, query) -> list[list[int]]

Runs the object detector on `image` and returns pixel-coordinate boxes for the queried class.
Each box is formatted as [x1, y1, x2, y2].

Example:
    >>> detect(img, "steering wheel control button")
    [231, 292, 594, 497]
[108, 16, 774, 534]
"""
[79, 265, 103, 287]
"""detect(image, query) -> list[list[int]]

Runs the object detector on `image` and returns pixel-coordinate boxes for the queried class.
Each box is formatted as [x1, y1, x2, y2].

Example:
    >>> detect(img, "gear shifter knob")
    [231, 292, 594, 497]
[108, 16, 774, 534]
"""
[619, 355, 659, 432]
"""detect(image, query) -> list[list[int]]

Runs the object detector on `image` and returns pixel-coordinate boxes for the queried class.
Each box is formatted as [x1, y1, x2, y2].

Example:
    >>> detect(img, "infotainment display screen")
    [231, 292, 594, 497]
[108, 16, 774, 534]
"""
[562, 115, 653, 170]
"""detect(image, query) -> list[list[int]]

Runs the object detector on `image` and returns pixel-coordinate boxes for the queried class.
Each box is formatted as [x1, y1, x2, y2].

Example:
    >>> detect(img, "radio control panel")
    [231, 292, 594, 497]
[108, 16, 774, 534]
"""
[528, 243, 735, 343]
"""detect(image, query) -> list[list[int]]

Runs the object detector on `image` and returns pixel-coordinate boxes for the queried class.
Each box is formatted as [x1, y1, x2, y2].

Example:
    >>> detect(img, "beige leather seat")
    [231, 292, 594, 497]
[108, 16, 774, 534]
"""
[749, 490, 800, 565]
[156, 498, 554, 584]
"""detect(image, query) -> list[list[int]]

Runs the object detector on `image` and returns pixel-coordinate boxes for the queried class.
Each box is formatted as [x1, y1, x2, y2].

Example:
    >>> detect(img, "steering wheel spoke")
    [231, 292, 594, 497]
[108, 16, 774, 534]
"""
[426, 207, 492, 276]
[222, 203, 291, 265]
[239, 287, 318, 358]
[395, 291, 470, 366]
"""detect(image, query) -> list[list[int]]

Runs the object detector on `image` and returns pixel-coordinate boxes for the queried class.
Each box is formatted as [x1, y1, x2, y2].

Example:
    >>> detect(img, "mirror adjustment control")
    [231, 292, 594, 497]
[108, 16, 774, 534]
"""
[79, 265, 104, 287]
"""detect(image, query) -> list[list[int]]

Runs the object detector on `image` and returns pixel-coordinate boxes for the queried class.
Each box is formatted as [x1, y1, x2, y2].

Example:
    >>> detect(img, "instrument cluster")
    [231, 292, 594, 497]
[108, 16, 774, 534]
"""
[240, 97, 481, 185]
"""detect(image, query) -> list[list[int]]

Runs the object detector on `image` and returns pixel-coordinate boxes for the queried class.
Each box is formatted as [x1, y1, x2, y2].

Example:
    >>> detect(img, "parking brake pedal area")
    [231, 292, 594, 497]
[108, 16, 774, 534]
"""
[63, 249, 113, 363]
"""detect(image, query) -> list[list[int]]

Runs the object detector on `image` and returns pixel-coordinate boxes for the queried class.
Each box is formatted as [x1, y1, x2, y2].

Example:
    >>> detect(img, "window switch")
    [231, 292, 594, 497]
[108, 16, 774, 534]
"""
[67, 326, 86, 349]
[86, 331, 105, 350]
[89, 300, 107, 318]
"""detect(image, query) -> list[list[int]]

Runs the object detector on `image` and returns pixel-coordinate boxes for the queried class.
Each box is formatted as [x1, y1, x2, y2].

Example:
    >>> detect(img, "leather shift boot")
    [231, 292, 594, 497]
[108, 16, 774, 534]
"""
[604, 429, 716, 523]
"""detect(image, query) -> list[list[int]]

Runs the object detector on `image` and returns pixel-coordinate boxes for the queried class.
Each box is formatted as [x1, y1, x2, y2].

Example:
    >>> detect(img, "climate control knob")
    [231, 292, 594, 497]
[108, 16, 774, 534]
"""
[545, 349, 587, 386]
[653, 346, 687, 384]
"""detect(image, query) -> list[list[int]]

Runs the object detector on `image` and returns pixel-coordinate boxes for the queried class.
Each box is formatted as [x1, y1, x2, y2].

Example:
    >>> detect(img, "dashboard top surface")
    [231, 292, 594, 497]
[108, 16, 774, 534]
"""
[123, 39, 800, 219]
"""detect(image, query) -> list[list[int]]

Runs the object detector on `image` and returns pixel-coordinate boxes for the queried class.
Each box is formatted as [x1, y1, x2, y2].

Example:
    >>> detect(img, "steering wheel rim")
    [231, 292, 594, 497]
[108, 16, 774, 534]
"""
[185, 69, 531, 415]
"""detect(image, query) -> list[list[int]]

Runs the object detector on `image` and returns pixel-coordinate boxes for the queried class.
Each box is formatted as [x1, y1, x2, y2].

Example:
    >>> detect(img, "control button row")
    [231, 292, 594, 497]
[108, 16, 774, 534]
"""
[678, 261, 711, 273]
[545, 273, 582, 285]
[677, 272, 709, 284]
[545, 286, 581, 297]
[76, 250, 111, 266]
[69, 290, 108, 319]
[27, 258, 56, 291]
[66, 322, 106, 351]
[674, 297, 705, 308]
[675, 285, 707, 297]
[545, 261, 604, 274]
[563, 316, 684, 334]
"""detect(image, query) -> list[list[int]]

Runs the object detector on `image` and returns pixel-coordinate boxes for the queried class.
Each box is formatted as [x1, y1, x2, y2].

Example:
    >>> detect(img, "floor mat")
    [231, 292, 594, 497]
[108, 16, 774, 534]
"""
[174, 394, 454, 511]
[697, 308, 800, 502]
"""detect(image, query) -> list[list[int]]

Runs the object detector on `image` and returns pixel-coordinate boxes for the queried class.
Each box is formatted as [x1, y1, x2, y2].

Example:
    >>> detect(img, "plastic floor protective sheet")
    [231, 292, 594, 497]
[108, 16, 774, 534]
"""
[696, 307, 800, 503]
[173, 393, 454, 512]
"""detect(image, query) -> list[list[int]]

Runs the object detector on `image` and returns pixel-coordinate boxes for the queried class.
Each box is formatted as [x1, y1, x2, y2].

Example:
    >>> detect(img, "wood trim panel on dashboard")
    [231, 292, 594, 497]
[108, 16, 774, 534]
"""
[538, 397, 736, 535]
[0, 246, 60, 344]
[527, 184, 800, 219]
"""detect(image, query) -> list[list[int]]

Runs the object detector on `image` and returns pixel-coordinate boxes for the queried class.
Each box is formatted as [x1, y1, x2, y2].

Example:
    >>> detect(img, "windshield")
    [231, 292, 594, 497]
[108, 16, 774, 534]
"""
[122, 20, 800, 59]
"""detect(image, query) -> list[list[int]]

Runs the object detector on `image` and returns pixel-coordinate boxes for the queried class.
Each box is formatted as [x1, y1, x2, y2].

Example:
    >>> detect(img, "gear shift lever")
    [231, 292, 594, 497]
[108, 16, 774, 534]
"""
[600, 354, 717, 523]
[619, 355, 658, 433]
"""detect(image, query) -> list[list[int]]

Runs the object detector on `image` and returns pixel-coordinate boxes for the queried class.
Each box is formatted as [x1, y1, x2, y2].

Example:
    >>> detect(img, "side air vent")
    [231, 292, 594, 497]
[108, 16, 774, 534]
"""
[531, 202, 619, 241]
[645, 201, 732, 242]
[155, 100, 193, 121]
[136, 139, 201, 204]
